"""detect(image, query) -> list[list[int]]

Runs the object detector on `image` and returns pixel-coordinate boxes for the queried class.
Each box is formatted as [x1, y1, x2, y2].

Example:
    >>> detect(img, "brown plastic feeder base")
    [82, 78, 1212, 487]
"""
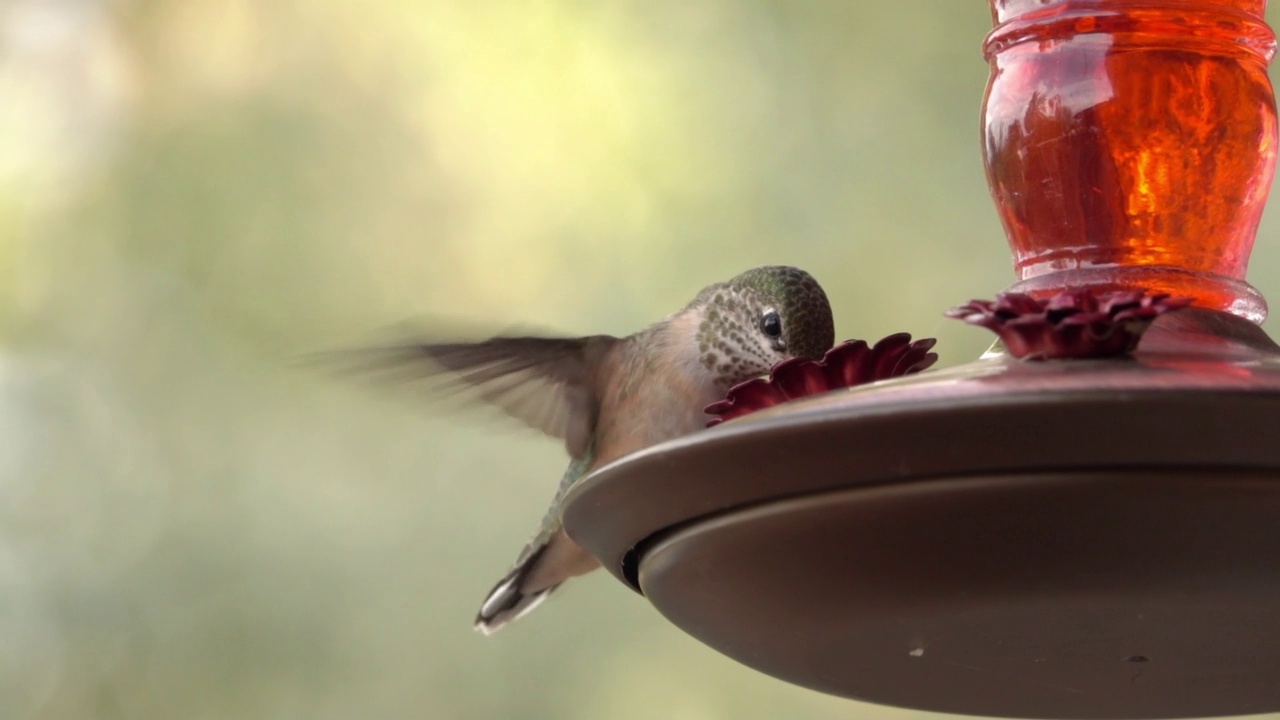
[561, 310, 1280, 719]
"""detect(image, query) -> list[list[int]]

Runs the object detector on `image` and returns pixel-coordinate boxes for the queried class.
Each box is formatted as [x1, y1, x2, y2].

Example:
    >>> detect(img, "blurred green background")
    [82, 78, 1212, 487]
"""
[6, 2, 1280, 719]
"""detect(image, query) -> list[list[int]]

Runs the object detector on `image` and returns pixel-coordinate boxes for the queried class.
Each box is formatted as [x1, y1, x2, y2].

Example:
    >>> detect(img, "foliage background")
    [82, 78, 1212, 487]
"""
[5, 2, 1280, 719]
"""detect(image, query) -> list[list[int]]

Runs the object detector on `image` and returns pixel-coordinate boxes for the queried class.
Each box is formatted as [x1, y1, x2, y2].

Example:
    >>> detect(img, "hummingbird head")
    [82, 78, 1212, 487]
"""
[691, 265, 835, 387]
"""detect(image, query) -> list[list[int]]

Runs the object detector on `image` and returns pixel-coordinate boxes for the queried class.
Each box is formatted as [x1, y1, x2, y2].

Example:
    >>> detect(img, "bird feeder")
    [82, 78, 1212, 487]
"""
[562, 1, 1280, 718]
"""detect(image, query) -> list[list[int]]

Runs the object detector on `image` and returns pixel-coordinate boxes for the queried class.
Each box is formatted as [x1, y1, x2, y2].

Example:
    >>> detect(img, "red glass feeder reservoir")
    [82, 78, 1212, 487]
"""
[563, 2, 1280, 718]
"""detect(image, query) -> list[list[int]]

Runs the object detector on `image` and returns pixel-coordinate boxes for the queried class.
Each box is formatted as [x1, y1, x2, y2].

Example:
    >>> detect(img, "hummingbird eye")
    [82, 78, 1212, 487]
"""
[760, 310, 783, 340]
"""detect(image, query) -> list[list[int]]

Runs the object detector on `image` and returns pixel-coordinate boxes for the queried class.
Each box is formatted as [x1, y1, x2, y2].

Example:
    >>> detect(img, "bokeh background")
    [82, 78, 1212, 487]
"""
[6, 2, 1280, 719]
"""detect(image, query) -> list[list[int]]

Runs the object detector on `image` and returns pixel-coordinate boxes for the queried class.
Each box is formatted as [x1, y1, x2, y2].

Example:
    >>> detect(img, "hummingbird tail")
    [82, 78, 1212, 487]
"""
[474, 527, 599, 634]
[474, 543, 560, 635]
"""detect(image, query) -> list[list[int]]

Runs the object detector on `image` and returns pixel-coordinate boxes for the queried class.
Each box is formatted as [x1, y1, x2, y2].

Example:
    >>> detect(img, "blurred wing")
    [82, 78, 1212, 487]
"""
[327, 335, 616, 457]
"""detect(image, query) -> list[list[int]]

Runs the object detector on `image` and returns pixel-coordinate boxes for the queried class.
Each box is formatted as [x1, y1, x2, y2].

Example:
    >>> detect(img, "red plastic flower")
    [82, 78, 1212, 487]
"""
[946, 289, 1192, 360]
[704, 333, 938, 426]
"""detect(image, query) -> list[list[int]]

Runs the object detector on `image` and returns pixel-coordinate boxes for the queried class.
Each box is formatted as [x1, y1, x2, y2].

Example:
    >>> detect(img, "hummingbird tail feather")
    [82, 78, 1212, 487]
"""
[474, 543, 560, 635]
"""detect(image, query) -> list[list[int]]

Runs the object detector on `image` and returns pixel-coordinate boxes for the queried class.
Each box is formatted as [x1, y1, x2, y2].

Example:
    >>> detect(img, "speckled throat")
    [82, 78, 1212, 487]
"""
[693, 289, 775, 387]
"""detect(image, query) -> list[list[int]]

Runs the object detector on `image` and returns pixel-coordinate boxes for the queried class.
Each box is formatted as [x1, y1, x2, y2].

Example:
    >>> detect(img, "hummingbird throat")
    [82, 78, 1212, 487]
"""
[692, 292, 776, 389]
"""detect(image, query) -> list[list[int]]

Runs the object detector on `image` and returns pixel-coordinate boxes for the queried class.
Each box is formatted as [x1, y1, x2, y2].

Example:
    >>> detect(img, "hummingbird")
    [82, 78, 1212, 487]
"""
[344, 266, 834, 634]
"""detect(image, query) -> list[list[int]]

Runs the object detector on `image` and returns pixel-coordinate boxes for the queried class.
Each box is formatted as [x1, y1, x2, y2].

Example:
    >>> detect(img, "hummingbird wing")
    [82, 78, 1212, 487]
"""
[329, 335, 616, 457]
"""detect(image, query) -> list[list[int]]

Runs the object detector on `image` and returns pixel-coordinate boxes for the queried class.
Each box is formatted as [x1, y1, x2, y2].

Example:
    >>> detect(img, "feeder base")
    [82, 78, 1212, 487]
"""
[563, 310, 1280, 718]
